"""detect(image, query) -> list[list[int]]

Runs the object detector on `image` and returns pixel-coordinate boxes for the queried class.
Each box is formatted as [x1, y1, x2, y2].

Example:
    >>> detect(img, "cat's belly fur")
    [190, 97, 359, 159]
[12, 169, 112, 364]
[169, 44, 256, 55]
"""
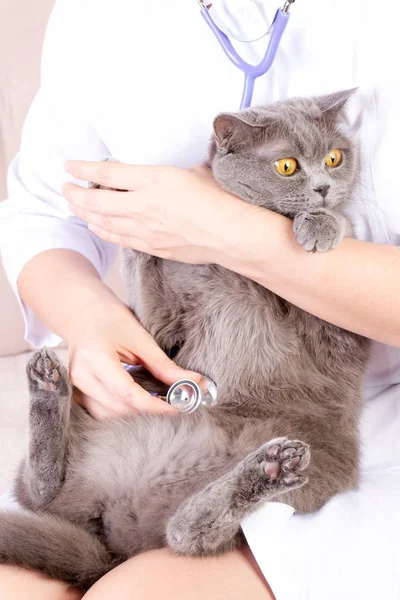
[12, 254, 370, 563]
[123, 252, 369, 401]
[30, 408, 273, 557]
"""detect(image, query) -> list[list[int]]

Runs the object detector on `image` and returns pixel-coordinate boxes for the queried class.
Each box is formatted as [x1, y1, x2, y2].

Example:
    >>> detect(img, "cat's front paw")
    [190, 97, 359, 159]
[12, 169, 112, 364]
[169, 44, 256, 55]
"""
[26, 348, 70, 395]
[293, 210, 346, 252]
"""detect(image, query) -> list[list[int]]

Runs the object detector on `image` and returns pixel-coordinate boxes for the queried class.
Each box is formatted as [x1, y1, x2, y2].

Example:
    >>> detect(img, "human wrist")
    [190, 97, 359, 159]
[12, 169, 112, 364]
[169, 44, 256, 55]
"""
[215, 203, 295, 284]
[18, 249, 128, 345]
[206, 191, 262, 266]
[65, 281, 129, 344]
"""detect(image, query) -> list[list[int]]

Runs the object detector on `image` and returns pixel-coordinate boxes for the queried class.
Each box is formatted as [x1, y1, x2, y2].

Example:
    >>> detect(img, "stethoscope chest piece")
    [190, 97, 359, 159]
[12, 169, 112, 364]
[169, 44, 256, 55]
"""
[166, 376, 218, 413]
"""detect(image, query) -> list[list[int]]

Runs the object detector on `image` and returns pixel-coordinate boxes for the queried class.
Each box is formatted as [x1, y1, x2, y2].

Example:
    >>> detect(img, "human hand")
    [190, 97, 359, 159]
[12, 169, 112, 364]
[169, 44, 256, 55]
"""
[69, 298, 201, 420]
[63, 161, 247, 264]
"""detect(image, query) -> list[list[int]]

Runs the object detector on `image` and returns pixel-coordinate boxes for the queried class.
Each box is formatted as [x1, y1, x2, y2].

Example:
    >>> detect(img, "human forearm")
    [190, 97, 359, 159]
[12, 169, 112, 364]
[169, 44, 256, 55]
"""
[17, 249, 124, 343]
[61, 161, 400, 346]
[219, 207, 400, 346]
[17, 248, 200, 418]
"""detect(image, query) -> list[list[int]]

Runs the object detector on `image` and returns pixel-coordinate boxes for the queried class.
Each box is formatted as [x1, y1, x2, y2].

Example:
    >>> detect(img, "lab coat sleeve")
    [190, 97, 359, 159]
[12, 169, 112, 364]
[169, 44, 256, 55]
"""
[0, 0, 117, 347]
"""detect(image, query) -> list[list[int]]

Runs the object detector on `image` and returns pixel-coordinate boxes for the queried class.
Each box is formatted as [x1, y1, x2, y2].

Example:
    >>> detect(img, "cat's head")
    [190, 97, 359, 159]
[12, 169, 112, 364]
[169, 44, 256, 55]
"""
[209, 89, 358, 217]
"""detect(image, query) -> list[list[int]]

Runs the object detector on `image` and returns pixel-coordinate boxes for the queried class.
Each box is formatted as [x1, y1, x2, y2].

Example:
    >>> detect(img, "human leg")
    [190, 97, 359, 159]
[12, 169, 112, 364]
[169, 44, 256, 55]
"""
[0, 565, 83, 600]
[83, 547, 274, 600]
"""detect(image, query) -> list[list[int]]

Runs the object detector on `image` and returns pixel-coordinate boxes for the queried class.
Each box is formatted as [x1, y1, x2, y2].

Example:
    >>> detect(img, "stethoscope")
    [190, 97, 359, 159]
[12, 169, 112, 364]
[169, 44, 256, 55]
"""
[197, 0, 296, 109]
[126, 1, 296, 411]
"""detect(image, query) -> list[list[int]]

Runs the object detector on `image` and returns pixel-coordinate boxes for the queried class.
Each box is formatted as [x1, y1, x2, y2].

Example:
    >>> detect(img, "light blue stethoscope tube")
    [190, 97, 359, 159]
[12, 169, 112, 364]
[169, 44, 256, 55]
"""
[198, 0, 295, 108]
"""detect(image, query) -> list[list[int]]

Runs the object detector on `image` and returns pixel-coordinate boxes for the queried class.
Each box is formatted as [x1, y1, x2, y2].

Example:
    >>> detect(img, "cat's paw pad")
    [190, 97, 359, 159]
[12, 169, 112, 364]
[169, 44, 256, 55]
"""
[27, 348, 69, 393]
[293, 211, 343, 252]
[253, 437, 310, 490]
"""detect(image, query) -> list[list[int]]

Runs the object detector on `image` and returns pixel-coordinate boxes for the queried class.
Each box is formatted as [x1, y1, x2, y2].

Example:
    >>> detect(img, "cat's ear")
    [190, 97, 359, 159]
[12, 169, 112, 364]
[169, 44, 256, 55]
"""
[313, 88, 358, 118]
[213, 112, 264, 152]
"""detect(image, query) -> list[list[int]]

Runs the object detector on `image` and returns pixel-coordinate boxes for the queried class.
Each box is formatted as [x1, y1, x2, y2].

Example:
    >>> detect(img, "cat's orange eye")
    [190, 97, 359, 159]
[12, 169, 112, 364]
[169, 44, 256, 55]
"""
[325, 149, 342, 168]
[274, 158, 298, 176]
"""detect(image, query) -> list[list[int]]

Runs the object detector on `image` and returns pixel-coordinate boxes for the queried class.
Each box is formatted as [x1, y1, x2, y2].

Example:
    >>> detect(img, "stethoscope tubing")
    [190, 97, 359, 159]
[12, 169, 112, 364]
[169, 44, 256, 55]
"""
[200, 5, 291, 108]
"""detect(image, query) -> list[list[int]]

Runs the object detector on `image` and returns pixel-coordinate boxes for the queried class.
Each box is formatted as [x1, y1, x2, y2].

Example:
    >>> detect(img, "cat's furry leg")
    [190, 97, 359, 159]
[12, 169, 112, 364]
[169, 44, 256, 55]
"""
[0, 511, 116, 590]
[167, 437, 310, 556]
[21, 348, 71, 508]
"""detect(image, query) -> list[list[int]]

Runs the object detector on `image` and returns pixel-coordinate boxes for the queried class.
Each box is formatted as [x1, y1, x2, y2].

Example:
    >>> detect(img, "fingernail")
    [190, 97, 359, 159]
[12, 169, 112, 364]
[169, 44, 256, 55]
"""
[64, 161, 72, 173]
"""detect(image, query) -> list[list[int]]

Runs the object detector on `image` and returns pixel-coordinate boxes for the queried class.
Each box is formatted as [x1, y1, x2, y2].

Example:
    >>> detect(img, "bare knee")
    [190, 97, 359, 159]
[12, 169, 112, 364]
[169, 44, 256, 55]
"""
[83, 547, 273, 600]
[0, 565, 83, 600]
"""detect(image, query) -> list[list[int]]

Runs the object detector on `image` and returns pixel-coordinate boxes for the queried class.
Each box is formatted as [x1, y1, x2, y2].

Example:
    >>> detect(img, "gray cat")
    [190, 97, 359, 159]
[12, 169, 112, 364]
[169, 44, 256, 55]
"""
[0, 89, 370, 590]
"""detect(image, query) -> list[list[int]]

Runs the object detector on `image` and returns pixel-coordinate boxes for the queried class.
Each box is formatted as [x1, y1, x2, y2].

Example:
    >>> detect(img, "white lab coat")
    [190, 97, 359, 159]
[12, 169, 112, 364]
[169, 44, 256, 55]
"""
[0, 1, 399, 598]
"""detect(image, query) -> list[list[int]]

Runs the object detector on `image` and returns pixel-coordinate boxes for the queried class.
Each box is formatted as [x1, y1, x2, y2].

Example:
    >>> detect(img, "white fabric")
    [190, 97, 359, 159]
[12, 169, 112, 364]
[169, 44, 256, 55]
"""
[209, 0, 270, 41]
[0, 0, 399, 597]
[0, 491, 22, 512]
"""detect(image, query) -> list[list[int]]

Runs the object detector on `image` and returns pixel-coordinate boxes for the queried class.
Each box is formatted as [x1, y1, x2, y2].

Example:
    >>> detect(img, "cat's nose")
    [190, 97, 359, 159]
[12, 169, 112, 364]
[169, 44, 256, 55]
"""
[313, 184, 330, 199]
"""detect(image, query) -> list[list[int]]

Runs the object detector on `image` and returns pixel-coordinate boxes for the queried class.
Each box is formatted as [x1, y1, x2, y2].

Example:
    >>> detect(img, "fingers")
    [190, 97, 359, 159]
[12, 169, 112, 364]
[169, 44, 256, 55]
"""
[64, 191, 153, 251]
[64, 160, 158, 191]
[138, 341, 202, 387]
[73, 374, 138, 419]
[63, 183, 135, 217]
[67, 201, 151, 244]
[88, 225, 150, 251]
[91, 352, 176, 414]
[71, 349, 175, 418]
[68, 204, 135, 236]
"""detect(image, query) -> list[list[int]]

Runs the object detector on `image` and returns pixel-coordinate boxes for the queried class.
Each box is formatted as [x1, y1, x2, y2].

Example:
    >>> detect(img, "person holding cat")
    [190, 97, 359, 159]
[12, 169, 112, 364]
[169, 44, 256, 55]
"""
[0, 0, 399, 599]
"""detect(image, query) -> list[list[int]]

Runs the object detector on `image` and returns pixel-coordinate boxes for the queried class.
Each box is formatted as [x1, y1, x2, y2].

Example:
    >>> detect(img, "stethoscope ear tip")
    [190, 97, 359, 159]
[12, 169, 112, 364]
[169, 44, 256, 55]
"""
[282, 0, 295, 13]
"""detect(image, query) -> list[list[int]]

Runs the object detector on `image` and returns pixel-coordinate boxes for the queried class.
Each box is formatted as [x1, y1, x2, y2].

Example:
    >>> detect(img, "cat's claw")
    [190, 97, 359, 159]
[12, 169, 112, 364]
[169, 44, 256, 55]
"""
[27, 348, 69, 394]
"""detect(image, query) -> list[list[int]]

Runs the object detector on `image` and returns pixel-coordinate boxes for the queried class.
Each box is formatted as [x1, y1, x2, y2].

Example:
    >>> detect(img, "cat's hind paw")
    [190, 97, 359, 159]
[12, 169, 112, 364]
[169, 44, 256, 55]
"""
[246, 437, 310, 491]
[27, 348, 70, 395]
[166, 438, 310, 558]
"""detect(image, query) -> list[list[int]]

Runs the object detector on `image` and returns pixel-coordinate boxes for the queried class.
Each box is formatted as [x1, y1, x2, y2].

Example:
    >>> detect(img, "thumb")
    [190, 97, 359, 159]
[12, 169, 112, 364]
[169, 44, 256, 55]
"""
[139, 343, 202, 387]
